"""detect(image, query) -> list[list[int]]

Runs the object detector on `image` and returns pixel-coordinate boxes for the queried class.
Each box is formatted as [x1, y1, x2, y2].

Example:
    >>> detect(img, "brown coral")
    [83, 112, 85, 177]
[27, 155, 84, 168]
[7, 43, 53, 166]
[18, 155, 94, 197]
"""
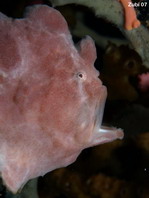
[101, 43, 142, 101]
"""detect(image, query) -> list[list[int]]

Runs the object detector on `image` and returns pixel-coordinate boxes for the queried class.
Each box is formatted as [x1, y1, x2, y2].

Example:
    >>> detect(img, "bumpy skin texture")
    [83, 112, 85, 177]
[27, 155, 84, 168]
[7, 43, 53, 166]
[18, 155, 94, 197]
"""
[0, 5, 123, 193]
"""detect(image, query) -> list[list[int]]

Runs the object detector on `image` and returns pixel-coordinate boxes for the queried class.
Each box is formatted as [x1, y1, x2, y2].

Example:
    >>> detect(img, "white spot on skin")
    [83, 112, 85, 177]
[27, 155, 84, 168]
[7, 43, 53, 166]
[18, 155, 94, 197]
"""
[80, 121, 87, 129]
[0, 70, 7, 78]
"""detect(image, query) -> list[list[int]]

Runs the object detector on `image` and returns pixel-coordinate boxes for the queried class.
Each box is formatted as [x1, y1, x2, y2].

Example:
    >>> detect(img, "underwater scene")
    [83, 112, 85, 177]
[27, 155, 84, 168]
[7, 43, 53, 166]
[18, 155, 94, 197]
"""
[0, 0, 149, 197]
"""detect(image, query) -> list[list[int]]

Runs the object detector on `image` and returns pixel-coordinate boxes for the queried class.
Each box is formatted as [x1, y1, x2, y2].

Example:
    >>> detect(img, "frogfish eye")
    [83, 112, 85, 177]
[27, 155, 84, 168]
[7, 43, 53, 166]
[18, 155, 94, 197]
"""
[77, 72, 86, 81]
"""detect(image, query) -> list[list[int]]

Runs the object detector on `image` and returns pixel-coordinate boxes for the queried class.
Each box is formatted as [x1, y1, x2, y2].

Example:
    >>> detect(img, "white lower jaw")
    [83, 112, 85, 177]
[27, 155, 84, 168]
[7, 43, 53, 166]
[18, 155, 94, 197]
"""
[99, 125, 124, 140]
[87, 125, 124, 148]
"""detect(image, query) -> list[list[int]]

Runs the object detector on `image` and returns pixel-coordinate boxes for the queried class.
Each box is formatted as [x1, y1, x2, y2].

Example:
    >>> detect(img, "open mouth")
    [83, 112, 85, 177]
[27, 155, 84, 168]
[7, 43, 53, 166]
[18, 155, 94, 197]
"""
[89, 86, 124, 146]
[93, 85, 107, 132]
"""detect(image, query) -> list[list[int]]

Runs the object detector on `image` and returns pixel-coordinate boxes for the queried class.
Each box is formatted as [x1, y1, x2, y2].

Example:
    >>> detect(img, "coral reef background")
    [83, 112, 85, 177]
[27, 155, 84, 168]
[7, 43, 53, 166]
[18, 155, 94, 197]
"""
[0, 0, 149, 197]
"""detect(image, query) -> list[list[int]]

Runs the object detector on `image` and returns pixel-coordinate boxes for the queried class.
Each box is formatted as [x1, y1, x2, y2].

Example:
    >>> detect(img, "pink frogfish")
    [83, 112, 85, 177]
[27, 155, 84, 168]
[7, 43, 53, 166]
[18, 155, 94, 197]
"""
[0, 5, 123, 193]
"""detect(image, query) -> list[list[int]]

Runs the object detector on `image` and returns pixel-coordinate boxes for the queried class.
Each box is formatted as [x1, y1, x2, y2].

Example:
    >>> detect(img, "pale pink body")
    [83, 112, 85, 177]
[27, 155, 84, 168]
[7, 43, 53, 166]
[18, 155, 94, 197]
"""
[0, 5, 123, 193]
